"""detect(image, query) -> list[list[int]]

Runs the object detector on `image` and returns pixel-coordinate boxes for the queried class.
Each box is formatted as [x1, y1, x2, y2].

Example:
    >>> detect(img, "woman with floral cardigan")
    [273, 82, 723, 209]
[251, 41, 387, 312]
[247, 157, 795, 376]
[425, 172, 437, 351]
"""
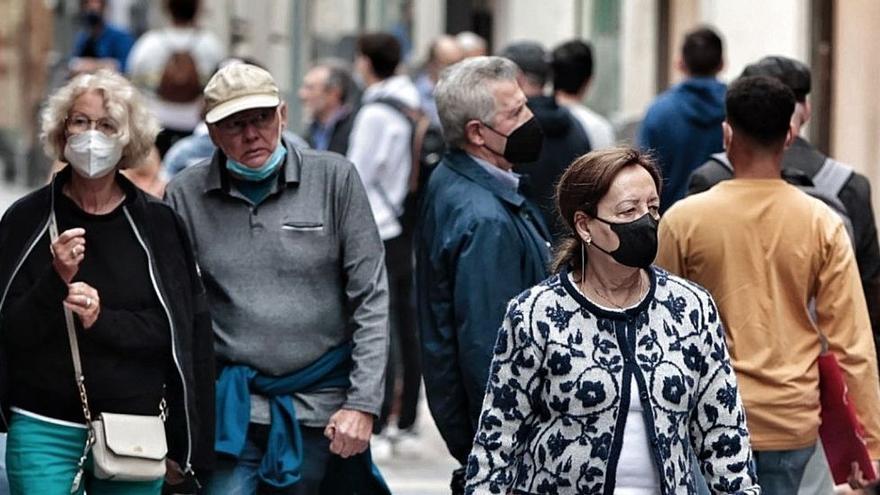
[464, 148, 760, 495]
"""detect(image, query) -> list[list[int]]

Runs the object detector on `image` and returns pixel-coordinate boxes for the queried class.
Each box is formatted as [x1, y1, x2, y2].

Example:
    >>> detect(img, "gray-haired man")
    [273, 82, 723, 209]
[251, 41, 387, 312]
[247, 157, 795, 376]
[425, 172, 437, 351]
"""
[416, 56, 550, 492]
[166, 63, 390, 494]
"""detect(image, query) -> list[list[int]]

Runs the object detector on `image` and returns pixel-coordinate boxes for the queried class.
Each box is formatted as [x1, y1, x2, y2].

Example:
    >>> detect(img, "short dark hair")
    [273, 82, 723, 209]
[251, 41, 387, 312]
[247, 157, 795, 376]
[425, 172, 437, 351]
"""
[741, 56, 811, 102]
[500, 41, 550, 87]
[357, 33, 401, 80]
[551, 40, 594, 94]
[166, 0, 198, 22]
[726, 76, 795, 148]
[682, 27, 723, 77]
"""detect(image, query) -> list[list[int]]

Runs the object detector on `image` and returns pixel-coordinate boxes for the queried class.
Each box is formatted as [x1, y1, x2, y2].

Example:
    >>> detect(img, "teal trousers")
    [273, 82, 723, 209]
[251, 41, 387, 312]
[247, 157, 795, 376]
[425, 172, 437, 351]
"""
[5, 412, 163, 495]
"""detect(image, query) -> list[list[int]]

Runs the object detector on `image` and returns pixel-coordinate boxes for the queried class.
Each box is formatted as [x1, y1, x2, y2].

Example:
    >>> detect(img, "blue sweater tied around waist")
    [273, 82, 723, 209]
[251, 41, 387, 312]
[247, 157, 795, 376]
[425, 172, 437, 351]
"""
[215, 344, 388, 492]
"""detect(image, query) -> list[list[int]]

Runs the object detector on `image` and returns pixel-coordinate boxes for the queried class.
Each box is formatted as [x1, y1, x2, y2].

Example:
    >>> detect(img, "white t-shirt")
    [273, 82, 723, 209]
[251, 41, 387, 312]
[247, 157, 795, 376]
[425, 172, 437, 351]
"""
[569, 273, 661, 494]
[563, 102, 616, 150]
[126, 27, 226, 131]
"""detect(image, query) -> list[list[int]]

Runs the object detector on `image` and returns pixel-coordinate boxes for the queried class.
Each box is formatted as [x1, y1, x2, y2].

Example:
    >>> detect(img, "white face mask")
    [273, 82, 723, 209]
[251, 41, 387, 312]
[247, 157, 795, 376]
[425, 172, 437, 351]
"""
[63, 130, 123, 179]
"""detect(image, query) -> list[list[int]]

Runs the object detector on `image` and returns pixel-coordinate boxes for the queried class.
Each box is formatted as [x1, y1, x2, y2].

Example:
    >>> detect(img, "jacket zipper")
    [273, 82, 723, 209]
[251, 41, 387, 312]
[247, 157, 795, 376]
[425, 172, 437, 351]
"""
[0, 218, 51, 430]
[123, 207, 193, 474]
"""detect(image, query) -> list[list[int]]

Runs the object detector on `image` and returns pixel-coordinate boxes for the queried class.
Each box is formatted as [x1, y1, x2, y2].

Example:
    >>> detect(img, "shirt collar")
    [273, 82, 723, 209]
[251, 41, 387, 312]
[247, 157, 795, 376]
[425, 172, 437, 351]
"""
[205, 137, 302, 193]
[468, 153, 521, 195]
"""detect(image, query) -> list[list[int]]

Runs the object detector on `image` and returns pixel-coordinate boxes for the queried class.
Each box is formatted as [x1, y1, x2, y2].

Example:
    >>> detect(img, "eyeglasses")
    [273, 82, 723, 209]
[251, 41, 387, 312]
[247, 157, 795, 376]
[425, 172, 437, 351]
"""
[215, 107, 278, 134]
[66, 113, 119, 136]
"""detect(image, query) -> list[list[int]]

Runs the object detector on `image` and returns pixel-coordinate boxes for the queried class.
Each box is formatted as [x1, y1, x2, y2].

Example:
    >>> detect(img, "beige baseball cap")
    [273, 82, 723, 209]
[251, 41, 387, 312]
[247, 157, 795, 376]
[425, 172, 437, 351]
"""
[204, 63, 281, 124]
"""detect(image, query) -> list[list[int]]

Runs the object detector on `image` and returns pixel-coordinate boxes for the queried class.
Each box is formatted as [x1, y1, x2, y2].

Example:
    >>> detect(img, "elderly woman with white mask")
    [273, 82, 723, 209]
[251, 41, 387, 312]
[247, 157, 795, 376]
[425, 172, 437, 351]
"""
[0, 69, 214, 494]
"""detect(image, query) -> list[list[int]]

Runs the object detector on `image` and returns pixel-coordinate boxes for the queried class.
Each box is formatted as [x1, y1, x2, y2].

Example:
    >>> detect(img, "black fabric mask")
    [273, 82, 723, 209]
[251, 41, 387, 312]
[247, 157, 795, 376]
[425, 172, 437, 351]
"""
[81, 11, 103, 28]
[592, 212, 659, 268]
[483, 117, 544, 164]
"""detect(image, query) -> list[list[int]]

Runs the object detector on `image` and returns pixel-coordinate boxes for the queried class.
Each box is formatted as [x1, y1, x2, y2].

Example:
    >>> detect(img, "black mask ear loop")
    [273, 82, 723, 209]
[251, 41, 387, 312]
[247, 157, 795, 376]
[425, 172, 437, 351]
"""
[479, 122, 506, 159]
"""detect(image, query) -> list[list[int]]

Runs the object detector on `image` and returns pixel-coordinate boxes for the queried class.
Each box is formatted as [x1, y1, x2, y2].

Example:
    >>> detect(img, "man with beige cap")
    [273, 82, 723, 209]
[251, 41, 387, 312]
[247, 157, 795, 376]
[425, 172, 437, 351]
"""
[166, 63, 391, 494]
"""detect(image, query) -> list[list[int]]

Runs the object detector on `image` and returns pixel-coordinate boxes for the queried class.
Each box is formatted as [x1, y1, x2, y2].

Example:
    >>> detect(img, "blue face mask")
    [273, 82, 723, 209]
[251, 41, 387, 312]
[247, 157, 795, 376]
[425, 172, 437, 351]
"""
[226, 141, 287, 182]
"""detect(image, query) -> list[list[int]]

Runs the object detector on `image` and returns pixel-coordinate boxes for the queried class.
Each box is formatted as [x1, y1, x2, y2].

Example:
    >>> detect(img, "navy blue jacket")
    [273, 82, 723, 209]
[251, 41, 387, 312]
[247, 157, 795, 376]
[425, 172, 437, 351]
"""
[638, 77, 726, 212]
[416, 150, 551, 464]
[73, 24, 135, 72]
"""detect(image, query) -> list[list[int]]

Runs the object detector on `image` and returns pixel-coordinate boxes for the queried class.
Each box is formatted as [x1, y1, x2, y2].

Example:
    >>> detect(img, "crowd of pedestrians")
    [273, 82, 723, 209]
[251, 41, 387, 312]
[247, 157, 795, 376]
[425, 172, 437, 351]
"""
[0, 1, 879, 494]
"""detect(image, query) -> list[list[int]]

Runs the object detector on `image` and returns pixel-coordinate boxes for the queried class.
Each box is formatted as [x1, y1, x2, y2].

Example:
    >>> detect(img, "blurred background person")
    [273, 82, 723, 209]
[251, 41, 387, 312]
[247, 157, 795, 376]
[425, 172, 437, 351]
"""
[126, 0, 225, 157]
[455, 31, 487, 59]
[299, 60, 358, 154]
[638, 26, 725, 212]
[68, 0, 134, 76]
[413, 35, 464, 126]
[551, 39, 616, 150]
[500, 40, 591, 242]
[348, 31, 422, 455]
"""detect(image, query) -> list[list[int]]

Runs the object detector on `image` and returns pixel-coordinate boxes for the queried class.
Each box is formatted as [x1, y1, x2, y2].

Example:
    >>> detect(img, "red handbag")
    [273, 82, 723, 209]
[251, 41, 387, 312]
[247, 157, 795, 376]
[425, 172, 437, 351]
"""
[818, 351, 876, 485]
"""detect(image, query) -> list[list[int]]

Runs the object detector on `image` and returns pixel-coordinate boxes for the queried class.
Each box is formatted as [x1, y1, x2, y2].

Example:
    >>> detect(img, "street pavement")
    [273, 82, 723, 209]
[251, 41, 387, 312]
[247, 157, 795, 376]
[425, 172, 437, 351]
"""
[0, 179, 459, 494]
[373, 397, 459, 494]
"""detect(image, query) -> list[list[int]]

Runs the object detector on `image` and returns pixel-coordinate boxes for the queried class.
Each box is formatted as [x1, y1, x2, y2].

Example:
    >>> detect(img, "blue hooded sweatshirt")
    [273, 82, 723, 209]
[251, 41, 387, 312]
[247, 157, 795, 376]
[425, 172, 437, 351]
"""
[638, 77, 726, 212]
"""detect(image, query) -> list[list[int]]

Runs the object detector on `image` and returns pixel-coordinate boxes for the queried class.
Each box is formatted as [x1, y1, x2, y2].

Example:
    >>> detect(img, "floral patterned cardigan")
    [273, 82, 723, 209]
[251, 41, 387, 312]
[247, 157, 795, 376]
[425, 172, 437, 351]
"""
[464, 267, 761, 495]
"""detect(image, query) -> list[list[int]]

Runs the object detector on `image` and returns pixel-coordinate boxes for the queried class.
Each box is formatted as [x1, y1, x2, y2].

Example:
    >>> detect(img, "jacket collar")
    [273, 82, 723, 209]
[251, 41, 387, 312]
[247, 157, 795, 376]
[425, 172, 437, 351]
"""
[204, 137, 302, 193]
[443, 149, 526, 208]
[50, 165, 145, 213]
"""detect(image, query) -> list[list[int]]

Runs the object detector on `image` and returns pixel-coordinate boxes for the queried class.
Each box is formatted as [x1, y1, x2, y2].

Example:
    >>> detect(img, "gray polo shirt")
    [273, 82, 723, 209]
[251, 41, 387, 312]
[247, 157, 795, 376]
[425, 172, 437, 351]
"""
[166, 139, 389, 426]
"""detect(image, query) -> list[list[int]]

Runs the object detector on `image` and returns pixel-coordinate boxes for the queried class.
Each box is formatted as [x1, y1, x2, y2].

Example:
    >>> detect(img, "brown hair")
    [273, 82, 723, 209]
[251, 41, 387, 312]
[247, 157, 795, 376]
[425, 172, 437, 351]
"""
[551, 147, 662, 273]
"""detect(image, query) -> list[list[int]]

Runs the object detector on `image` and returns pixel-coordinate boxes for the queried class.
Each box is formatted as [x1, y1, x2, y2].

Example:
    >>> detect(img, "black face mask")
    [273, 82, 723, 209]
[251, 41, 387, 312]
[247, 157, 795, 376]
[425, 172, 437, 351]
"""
[592, 212, 659, 268]
[81, 11, 103, 28]
[483, 117, 544, 164]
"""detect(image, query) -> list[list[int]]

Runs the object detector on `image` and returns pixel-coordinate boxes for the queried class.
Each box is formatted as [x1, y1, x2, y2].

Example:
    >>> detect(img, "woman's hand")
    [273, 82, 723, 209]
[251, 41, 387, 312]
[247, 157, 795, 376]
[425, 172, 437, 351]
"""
[65, 282, 100, 329]
[164, 458, 185, 485]
[51, 228, 86, 283]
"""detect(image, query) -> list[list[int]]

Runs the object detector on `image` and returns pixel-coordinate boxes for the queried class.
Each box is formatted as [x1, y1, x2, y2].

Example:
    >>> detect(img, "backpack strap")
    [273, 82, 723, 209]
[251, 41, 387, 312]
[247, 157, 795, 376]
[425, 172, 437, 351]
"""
[709, 152, 734, 172]
[370, 97, 425, 193]
[812, 158, 854, 198]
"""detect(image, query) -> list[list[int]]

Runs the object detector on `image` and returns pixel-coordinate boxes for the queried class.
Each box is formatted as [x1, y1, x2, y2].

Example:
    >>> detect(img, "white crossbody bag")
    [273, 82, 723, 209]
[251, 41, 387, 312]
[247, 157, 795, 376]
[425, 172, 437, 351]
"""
[49, 212, 168, 493]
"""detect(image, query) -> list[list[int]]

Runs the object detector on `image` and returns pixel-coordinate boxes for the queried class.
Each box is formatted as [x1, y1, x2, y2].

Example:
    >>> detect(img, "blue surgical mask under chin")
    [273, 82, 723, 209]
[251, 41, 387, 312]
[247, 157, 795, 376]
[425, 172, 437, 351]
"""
[226, 142, 287, 182]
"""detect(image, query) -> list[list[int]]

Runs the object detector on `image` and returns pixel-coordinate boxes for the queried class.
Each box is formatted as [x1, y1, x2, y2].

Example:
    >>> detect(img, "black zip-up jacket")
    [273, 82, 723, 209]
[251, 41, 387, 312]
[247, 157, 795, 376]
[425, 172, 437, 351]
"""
[0, 167, 215, 475]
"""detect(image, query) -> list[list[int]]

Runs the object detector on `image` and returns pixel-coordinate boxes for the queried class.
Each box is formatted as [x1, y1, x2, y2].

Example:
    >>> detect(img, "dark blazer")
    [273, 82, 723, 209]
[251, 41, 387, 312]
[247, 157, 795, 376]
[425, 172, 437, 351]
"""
[306, 106, 357, 155]
[416, 149, 551, 464]
[0, 167, 215, 473]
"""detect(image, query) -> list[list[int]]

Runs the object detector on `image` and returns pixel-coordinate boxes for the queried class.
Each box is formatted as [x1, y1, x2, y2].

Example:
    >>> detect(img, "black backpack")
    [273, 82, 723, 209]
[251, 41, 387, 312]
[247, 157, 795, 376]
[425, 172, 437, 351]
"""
[372, 97, 446, 196]
[705, 152, 855, 244]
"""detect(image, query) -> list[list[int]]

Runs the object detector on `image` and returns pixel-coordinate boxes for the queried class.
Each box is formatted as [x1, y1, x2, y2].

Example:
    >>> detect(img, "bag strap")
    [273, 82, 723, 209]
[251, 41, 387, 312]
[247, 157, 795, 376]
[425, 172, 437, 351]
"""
[49, 212, 95, 494]
[813, 158, 854, 199]
[709, 152, 734, 172]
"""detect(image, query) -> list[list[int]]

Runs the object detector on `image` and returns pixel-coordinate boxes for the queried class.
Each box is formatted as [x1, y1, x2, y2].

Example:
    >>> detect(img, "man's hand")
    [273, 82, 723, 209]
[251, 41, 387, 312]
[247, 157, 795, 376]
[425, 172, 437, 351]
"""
[323, 409, 374, 458]
[848, 460, 880, 490]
